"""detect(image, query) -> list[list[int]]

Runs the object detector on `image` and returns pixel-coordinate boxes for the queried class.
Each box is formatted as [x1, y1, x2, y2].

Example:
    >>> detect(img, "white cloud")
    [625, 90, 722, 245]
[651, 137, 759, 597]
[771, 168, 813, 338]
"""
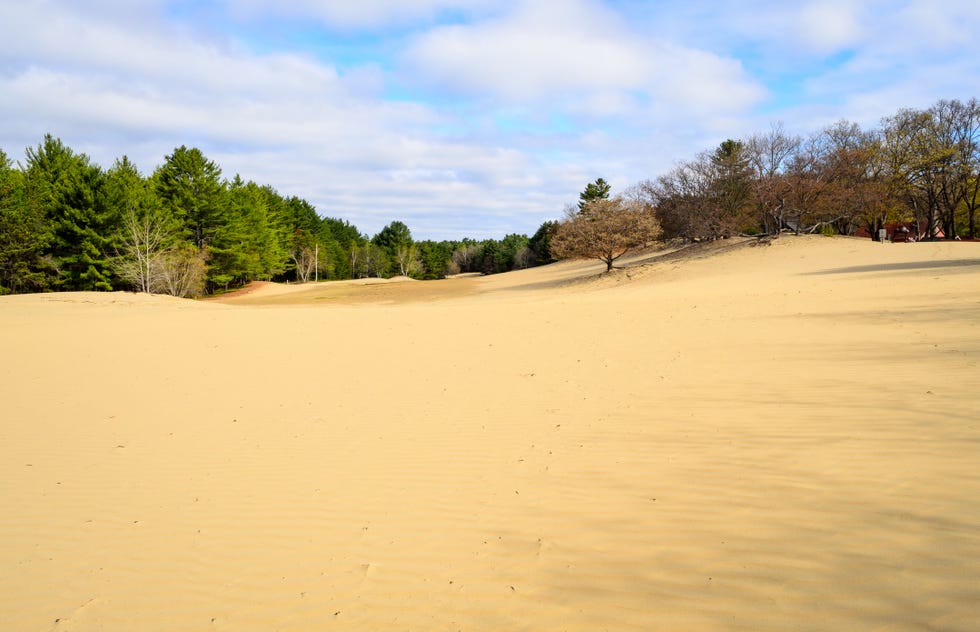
[403, 0, 765, 115]
[219, 0, 500, 29]
[404, 1, 651, 101]
[4, 0, 759, 239]
[2, 0, 978, 240]
[1, 2, 547, 238]
[797, 2, 863, 54]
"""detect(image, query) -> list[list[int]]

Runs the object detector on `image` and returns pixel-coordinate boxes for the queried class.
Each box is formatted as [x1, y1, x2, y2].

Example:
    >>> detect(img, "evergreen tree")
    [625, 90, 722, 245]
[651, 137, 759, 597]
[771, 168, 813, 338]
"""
[356, 241, 389, 278]
[0, 149, 53, 293]
[372, 220, 413, 276]
[578, 177, 611, 211]
[479, 239, 499, 274]
[317, 236, 347, 280]
[212, 176, 287, 287]
[372, 221, 412, 254]
[528, 220, 557, 265]
[416, 240, 452, 279]
[279, 196, 322, 281]
[323, 217, 363, 245]
[497, 233, 530, 271]
[710, 139, 754, 233]
[24, 135, 116, 290]
[282, 196, 321, 235]
[154, 146, 226, 250]
[256, 185, 298, 279]
[322, 217, 364, 279]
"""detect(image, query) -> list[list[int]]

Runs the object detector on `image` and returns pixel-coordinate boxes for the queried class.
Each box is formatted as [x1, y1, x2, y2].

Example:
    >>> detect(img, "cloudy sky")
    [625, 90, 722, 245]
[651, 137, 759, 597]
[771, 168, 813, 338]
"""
[2, 1, 978, 239]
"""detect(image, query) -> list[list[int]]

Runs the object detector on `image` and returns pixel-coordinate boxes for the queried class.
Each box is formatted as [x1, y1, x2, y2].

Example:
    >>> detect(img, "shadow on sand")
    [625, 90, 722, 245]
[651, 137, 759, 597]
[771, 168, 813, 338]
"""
[805, 259, 980, 275]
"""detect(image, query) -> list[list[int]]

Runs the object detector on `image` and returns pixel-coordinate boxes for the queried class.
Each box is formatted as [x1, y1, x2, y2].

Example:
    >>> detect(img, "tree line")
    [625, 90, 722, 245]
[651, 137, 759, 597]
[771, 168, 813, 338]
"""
[3, 98, 977, 295]
[640, 97, 980, 242]
[0, 136, 555, 296]
[546, 97, 980, 274]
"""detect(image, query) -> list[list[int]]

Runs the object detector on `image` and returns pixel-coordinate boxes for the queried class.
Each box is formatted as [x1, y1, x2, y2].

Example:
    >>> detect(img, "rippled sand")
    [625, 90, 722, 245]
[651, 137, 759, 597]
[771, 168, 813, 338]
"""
[2, 236, 978, 631]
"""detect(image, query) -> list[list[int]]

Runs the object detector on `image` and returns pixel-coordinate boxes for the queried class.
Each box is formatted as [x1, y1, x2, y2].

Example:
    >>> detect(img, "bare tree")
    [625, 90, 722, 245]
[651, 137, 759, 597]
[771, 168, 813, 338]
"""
[929, 98, 980, 238]
[817, 121, 896, 236]
[395, 243, 422, 277]
[356, 242, 388, 278]
[783, 132, 836, 234]
[882, 107, 948, 238]
[651, 156, 716, 241]
[512, 245, 532, 269]
[114, 208, 173, 293]
[956, 99, 980, 238]
[746, 123, 800, 235]
[551, 197, 661, 272]
[291, 246, 317, 283]
[451, 243, 482, 273]
[157, 245, 207, 298]
[114, 206, 213, 298]
[349, 241, 359, 279]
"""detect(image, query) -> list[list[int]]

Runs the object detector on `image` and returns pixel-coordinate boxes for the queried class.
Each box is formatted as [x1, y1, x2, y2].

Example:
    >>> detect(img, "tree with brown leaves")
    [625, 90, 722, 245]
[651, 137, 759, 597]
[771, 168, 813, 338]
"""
[551, 197, 661, 272]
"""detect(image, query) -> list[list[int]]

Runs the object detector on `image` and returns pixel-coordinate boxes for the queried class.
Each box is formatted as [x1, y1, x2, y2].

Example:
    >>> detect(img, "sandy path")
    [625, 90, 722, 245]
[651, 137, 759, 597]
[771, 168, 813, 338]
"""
[1, 237, 978, 630]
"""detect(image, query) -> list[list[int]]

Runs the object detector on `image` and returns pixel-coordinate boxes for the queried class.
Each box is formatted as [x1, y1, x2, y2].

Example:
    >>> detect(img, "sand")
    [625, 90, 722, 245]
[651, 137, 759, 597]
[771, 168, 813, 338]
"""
[1, 236, 978, 631]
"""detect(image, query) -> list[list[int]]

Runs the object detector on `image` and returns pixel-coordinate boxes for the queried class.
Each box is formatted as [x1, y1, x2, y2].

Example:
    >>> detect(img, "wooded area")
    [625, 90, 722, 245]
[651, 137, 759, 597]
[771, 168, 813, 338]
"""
[1, 97, 977, 295]
[644, 98, 980, 243]
[0, 141, 551, 296]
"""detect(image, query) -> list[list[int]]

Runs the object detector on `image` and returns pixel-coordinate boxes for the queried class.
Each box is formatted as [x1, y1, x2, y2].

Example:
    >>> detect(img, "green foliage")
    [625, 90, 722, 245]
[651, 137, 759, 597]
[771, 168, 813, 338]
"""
[356, 241, 389, 278]
[371, 221, 413, 277]
[2, 137, 359, 295]
[1, 135, 558, 295]
[215, 177, 287, 285]
[497, 233, 530, 271]
[318, 237, 348, 280]
[154, 145, 226, 249]
[528, 220, 557, 265]
[320, 217, 364, 279]
[415, 240, 452, 279]
[0, 149, 53, 293]
[479, 239, 499, 274]
[448, 239, 482, 274]
[25, 135, 117, 291]
[372, 220, 412, 253]
[104, 157, 178, 293]
[579, 178, 611, 211]
[711, 139, 754, 231]
[322, 216, 363, 246]
[103, 157, 168, 234]
[282, 196, 321, 235]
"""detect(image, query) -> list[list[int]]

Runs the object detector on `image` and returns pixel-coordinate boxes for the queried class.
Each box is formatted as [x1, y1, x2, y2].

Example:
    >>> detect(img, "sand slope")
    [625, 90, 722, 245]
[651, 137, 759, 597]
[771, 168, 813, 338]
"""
[2, 236, 978, 631]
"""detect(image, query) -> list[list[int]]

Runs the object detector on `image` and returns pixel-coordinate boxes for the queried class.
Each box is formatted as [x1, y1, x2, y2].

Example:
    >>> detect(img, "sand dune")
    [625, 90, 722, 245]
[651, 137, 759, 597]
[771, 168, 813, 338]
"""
[2, 236, 978, 631]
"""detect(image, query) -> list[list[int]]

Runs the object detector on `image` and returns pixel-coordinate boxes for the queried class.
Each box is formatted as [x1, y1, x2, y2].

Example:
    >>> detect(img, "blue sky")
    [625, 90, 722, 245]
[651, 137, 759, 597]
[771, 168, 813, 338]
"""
[2, 0, 978, 240]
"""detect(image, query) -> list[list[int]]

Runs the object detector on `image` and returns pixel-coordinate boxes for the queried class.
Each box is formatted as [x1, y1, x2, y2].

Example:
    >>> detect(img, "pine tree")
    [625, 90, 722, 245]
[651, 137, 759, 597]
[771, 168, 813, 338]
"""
[24, 135, 116, 290]
[154, 146, 226, 250]
[210, 176, 286, 287]
[0, 149, 53, 293]
[578, 178, 611, 212]
[372, 221, 413, 277]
